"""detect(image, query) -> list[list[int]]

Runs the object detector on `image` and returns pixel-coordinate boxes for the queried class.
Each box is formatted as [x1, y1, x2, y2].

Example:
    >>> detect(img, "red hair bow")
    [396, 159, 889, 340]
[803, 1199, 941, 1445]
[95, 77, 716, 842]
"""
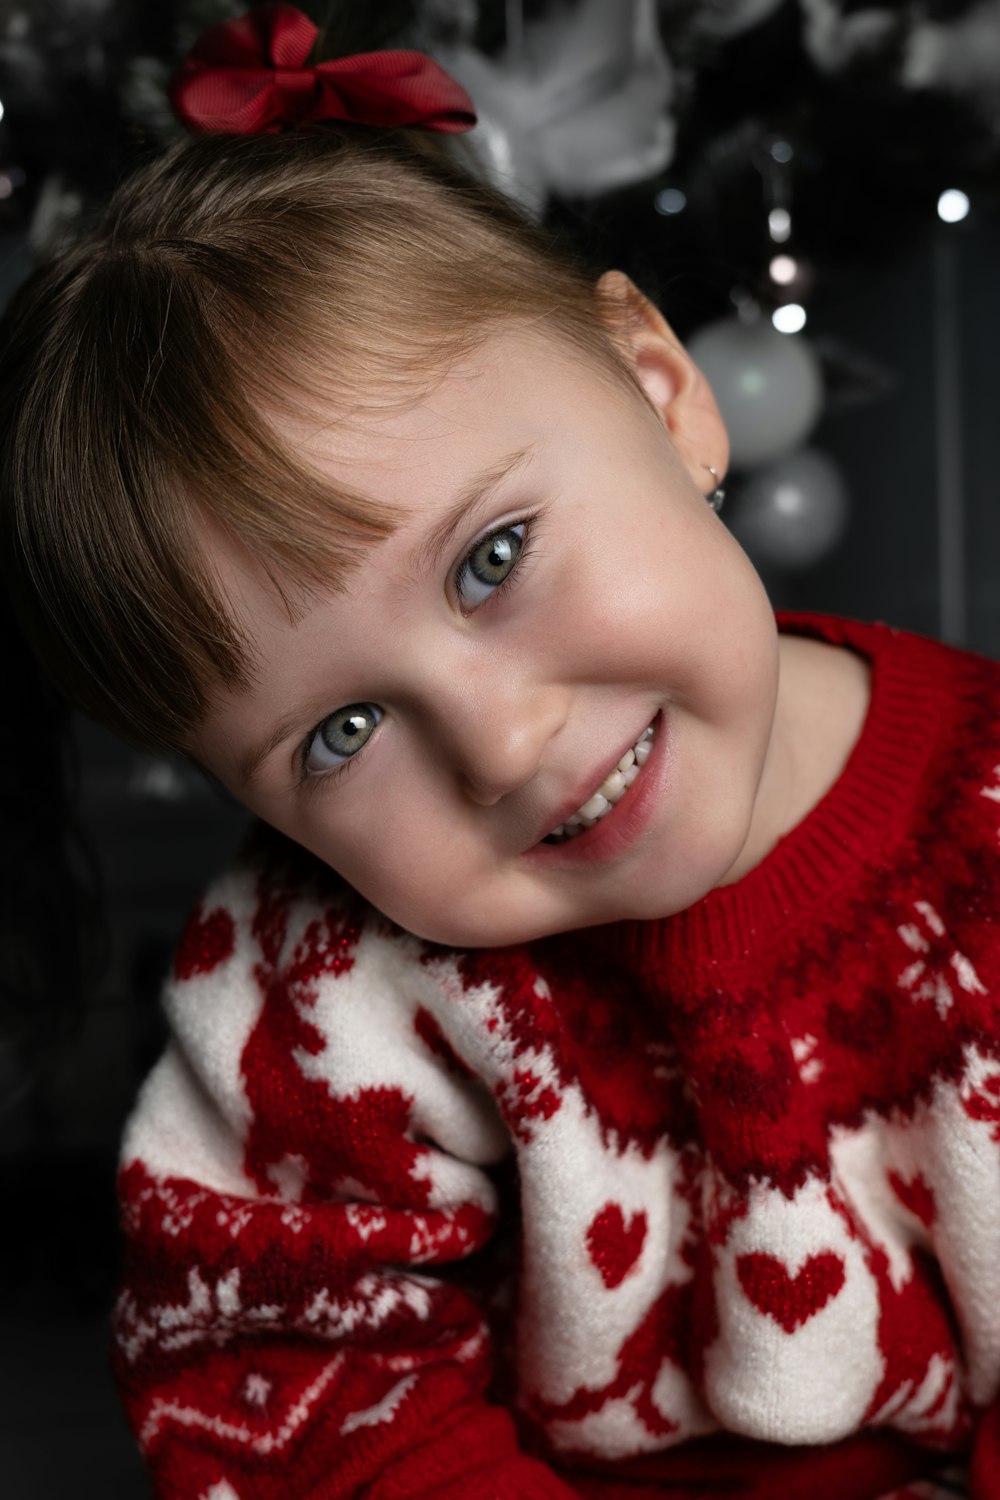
[170, 3, 476, 135]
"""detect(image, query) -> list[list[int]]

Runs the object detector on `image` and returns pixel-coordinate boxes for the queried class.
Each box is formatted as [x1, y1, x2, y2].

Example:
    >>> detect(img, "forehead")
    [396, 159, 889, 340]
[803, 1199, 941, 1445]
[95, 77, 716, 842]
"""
[193, 323, 640, 713]
[218, 322, 636, 623]
[288, 321, 623, 500]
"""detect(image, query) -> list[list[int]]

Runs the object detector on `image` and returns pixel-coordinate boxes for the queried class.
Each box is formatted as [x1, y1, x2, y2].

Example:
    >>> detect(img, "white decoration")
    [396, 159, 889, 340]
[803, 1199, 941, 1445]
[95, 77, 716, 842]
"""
[802, 0, 1000, 134]
[729, 448, 848, 571]
[440, 0, 675, 208]
[800, 0, 896, 74]
[903, 1, 1000, 123]
[687, 319, 824, 468]
[697, 0, 786, 39]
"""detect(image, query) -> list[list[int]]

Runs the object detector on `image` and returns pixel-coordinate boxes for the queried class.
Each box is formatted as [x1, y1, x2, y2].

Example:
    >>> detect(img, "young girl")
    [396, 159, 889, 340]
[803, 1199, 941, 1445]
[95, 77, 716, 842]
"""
[3, 7, 999, 1498]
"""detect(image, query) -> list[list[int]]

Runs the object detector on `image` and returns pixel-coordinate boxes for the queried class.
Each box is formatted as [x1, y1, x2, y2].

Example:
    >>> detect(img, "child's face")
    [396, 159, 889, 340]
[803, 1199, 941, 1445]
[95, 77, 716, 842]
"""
[193, 308, 779, 946]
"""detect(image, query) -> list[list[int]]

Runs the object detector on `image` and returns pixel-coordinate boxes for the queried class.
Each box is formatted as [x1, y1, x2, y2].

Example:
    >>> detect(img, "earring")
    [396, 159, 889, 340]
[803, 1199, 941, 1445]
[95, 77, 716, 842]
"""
[704, 465, 726, 513]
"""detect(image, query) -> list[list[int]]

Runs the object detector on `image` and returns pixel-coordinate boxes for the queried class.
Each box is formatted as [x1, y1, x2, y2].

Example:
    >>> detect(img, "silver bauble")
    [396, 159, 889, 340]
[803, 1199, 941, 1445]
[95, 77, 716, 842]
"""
[687, 318, 824, 468]
[729, 448, 849, 570]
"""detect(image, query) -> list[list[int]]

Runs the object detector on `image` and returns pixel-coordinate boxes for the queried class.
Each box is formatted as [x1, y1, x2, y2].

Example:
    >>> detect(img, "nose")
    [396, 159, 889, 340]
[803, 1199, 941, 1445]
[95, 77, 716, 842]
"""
[429, 662, 567, 807]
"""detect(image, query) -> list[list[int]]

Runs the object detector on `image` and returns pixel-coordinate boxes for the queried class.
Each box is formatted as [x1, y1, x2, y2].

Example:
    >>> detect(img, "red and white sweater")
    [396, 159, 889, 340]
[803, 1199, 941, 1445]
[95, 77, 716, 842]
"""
[114, 615, 1000, 1499]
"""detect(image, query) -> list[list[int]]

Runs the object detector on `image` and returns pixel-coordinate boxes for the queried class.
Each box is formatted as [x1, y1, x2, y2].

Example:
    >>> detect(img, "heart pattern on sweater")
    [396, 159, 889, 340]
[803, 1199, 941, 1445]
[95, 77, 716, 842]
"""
[736, 1250, 846, 1332]
[586, 1204, 648, 1289]
[888, 1169, 937, 1228]
[173, 904, 236, 982]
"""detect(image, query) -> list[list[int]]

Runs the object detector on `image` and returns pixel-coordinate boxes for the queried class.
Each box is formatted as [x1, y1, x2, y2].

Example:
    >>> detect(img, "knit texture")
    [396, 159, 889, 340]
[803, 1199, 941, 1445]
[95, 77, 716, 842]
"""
[114, 615, 1000, 1499]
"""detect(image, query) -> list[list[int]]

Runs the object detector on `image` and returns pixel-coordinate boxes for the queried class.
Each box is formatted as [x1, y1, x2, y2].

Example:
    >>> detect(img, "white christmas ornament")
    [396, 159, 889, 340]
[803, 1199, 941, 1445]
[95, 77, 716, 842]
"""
[799, 0, 896, 73]
[697, 0, 787, 39]
[439, 0, 675, 209]
[687, 318, 824, 468]
[729, 448, 848, 570]
[801, 0, 1000, 135]
[903, 1, 1000, 129]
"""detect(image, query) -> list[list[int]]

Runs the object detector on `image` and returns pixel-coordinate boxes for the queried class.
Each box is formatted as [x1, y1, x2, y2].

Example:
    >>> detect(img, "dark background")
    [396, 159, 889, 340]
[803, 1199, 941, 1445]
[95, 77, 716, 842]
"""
[2, 1, 1000, 1493]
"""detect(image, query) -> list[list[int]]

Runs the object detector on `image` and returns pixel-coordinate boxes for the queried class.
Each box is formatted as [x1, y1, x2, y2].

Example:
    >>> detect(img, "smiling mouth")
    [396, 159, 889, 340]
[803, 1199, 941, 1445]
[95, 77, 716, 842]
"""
[542, 722, 655, 844]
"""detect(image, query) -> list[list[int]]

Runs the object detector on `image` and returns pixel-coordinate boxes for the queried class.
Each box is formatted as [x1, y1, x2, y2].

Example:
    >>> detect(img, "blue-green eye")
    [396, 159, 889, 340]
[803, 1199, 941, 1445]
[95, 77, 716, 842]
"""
[457, 523, 525, 608]
[305, 703, 382, 776]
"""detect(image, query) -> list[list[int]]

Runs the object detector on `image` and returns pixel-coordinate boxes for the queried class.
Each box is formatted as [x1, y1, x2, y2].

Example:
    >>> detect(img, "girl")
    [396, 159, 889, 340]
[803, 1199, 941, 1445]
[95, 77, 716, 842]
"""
[3, 7, 999, 1497]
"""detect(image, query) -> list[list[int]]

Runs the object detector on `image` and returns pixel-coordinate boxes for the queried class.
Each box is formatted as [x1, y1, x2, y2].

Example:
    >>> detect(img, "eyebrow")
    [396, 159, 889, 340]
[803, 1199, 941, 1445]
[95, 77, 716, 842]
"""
[236, 707, 309, 792]
[234, 443, 537, 791]
[411, 443, 537, 582]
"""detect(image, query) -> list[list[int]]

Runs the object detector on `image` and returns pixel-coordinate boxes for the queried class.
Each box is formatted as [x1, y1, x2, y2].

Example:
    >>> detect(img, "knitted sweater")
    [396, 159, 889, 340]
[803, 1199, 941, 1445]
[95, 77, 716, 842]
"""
[114, 614, 1000, 1500]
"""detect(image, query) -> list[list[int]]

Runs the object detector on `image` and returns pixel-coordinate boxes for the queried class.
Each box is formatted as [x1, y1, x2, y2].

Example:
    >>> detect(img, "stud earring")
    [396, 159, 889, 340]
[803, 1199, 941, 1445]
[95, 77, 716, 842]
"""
[704, 465, 726, 513]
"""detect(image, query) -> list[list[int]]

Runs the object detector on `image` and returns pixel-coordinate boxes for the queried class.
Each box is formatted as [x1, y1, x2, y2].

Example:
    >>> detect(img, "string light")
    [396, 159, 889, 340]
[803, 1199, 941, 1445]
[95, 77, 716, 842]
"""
[768, 207, 791, 243]
[937, 189, 970, 223]
[654, 186, 687, 216]
[772, 303, 807, 334]
[769, 254, 798, 285]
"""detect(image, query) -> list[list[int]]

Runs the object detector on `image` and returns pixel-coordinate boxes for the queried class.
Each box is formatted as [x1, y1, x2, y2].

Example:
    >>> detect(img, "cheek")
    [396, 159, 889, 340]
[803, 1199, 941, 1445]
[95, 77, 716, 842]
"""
[570, 507, 744, 680]
[302, 798, 537, 948]
[287, 788, 476, 939]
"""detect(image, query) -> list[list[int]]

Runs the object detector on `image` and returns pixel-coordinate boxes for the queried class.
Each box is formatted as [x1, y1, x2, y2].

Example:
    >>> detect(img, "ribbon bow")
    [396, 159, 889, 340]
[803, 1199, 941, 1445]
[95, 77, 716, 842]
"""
[170, 3, 477, 135]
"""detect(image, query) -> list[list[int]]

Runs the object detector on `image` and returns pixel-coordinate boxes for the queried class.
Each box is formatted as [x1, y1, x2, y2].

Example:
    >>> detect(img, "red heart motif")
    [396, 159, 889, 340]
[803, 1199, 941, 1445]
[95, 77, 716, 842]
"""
[586, 1203, 648, 1289]
[888, 1169, 936, 1228]
[174, 904, 236, 981]
[736, 1250, 845, 1333]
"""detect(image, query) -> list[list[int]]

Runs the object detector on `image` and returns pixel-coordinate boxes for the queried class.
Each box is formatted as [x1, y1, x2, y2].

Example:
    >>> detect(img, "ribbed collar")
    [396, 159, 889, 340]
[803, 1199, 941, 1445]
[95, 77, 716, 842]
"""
[583, 613, 950, 983]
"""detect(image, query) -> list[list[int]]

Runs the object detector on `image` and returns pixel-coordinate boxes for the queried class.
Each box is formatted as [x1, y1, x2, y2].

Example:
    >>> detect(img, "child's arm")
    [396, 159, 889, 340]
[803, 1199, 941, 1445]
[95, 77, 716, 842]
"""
[113, 853, 579, 1499]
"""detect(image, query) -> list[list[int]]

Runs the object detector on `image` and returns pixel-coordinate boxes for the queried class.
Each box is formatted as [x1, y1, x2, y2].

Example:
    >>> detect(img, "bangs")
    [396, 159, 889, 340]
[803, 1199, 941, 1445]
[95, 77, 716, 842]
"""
[1, 128, 633, 751]
[4, 243, 405, 752]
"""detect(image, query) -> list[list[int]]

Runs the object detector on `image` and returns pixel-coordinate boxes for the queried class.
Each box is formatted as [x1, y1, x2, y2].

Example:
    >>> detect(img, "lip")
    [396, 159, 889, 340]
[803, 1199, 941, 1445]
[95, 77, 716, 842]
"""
[525, 710, 667, 864]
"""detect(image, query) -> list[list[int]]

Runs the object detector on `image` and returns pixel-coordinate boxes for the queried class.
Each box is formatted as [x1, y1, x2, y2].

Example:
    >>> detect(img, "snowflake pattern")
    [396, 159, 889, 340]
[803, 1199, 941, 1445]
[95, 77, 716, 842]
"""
[896, 901, 986, 1018]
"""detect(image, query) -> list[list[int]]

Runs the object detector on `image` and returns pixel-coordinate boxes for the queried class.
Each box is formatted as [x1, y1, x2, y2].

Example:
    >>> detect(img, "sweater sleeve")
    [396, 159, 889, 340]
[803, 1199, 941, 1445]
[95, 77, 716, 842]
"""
[112, 854, 579, 1500]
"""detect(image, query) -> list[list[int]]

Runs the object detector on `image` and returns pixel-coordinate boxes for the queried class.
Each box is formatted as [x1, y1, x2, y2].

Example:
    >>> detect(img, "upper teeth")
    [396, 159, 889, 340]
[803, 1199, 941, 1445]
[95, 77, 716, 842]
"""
[546, 724, 654, 842]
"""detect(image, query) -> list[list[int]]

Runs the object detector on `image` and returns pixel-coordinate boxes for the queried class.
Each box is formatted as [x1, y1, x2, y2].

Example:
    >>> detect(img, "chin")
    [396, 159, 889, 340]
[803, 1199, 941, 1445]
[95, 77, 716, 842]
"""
[384, 903, 511, 951]
[404, 903, 571, 951]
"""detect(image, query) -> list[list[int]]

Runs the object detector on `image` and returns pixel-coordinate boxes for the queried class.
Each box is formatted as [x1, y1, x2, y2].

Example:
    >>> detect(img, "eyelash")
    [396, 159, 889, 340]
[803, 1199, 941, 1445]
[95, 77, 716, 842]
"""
[296, 514, 537, 794]
[454, 515, 536, 612]
[297, 741, 361, 799]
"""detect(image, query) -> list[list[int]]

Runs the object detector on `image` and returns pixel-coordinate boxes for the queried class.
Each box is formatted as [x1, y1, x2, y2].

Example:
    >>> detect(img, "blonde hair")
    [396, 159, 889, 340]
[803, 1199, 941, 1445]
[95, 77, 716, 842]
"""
[0, 126, 632, 751]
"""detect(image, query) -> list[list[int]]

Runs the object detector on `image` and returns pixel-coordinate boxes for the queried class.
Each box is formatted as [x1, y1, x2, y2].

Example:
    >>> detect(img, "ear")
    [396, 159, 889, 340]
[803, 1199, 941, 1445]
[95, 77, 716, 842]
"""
[596, 270, 729, 489]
